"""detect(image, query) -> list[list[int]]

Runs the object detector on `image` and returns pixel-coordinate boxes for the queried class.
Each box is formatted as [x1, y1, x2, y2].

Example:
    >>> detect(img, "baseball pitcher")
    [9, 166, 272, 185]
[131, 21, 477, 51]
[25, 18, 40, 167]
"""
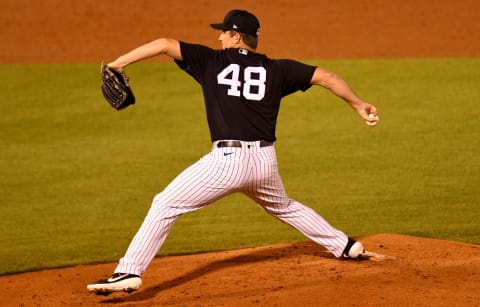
[89, 9, 380, 295]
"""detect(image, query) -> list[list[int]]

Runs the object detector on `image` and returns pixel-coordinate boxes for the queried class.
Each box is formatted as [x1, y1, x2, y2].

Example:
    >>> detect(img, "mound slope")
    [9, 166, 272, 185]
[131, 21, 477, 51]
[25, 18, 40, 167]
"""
[2, 234, 479, 306]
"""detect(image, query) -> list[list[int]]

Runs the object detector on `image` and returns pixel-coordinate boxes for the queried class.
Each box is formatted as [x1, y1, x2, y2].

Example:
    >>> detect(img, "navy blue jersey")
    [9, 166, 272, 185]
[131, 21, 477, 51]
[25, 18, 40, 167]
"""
[175, 41, 316, 142]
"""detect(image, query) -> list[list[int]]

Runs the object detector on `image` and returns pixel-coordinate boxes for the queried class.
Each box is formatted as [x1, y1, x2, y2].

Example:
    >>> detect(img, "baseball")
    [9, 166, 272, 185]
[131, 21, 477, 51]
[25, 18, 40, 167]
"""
[366, 113, 379, 126]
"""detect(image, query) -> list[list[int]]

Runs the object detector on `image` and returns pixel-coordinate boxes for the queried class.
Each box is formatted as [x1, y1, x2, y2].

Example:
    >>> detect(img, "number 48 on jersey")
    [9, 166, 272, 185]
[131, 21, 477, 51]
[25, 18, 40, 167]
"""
[217, 64, 266, 101]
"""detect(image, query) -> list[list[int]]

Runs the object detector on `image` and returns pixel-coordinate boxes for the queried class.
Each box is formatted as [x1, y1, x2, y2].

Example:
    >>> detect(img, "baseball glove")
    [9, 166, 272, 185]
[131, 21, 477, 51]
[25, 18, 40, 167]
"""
[101, 64, 135, 110]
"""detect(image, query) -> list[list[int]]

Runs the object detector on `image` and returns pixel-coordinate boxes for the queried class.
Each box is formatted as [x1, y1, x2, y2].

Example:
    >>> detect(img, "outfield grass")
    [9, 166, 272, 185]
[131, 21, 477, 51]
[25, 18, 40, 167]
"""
[1, 59, 479, 275]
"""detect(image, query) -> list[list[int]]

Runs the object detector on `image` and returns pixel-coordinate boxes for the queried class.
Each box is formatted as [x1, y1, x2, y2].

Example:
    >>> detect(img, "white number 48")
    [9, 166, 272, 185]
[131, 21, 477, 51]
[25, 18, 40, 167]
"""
[217, 64, 266, 101]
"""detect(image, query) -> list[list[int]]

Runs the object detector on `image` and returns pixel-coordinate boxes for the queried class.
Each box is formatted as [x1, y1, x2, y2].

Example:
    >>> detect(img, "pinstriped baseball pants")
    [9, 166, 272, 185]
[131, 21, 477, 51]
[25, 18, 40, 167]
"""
[115, 141, 349, 276]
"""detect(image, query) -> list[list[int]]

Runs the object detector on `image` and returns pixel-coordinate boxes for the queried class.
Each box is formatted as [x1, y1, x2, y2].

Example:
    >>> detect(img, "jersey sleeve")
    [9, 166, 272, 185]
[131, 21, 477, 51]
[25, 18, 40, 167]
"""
[277, 59, 316, 97]
[174, 41, 216, 83]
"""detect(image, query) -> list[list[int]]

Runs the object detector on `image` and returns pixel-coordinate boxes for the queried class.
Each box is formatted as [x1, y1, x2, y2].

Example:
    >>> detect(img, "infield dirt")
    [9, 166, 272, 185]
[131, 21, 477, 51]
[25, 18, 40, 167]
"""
[1, 1, 479, 306]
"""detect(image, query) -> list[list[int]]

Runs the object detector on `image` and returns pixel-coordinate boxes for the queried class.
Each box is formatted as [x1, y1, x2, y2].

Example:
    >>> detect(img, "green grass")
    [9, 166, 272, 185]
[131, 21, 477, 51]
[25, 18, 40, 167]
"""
[0, 59, 479, 275]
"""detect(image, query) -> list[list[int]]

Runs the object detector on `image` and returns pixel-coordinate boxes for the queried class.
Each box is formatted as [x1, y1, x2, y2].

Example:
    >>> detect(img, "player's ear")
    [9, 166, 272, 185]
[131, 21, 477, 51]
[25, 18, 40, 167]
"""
[233, 31, 242, 43]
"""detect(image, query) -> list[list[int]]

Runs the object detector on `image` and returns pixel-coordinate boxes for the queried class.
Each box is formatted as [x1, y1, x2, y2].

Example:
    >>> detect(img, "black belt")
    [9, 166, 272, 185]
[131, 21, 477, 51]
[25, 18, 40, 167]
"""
[217, 140, 273, 148]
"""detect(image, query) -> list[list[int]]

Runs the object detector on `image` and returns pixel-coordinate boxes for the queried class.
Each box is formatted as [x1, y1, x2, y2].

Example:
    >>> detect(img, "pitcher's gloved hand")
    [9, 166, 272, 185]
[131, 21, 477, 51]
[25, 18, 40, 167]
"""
[101, 64, 135, 110]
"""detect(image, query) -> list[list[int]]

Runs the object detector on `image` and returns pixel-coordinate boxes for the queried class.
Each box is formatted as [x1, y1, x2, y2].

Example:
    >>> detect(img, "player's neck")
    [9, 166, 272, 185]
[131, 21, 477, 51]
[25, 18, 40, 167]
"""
[236, 43, 255, 52]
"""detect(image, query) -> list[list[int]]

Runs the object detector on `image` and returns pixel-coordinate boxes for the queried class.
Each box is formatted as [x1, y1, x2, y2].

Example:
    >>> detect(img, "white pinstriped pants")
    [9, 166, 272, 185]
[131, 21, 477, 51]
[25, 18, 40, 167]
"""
[115, 141, 348, 276]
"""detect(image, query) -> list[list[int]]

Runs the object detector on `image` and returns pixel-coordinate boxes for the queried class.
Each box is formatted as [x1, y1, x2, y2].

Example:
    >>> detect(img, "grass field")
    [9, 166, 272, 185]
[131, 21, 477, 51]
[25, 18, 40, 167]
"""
[1, 59, 479, 275]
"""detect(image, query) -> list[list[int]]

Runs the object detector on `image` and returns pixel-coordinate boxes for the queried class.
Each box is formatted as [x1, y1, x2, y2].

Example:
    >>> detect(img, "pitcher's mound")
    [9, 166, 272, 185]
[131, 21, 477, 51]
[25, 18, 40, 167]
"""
[1, 234, 479, 306]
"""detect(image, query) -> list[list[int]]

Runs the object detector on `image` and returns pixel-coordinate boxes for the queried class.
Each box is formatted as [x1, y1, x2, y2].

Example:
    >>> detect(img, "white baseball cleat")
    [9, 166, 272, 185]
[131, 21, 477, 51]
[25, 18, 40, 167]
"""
[342, 237, 395, 261]
[342, 238, 365, 259]
[347, 241, 365, 258]
[87, 273, 142, 295]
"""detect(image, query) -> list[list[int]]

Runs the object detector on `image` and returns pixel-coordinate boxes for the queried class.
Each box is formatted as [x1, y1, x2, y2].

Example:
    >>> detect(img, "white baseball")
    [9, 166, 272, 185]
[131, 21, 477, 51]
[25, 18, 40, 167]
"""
[366, 113, 379, 126]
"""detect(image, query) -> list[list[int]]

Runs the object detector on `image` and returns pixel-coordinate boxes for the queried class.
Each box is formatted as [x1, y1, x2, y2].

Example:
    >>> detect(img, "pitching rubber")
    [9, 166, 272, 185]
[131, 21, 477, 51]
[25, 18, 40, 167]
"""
[363, 250, 396, 261]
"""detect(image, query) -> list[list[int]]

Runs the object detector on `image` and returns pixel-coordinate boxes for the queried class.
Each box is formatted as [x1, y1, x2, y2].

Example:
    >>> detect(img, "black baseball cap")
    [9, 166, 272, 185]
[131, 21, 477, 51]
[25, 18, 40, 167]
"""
[211, 10, 260, 37]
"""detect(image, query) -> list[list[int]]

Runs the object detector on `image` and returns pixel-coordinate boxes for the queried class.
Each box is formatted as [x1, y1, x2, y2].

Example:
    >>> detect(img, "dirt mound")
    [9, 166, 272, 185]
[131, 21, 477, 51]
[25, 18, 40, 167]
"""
[2, 234, 479, 306]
